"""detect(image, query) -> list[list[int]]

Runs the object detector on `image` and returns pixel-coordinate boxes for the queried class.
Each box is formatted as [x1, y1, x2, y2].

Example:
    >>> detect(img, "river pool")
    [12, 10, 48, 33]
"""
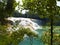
[19, 29, 45, 45]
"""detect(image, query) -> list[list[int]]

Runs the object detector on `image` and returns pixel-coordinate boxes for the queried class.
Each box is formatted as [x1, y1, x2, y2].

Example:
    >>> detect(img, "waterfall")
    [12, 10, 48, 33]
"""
[7, 17, 42, 34]
[7, 17, 44, 45]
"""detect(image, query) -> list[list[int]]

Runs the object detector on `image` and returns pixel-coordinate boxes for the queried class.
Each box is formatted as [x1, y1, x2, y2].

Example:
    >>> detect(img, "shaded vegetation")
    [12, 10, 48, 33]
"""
[41, 26, 60, 45]
[0, 24, 38, 45]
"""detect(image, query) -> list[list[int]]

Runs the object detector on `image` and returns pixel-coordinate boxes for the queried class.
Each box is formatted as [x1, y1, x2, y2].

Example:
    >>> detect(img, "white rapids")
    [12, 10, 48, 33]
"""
[7, 17, 42, 34]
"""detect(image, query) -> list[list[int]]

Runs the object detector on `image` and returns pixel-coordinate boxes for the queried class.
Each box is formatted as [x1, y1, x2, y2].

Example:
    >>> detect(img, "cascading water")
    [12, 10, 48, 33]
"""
[7, 17, 44, 45]
[7, 17, 42, 31]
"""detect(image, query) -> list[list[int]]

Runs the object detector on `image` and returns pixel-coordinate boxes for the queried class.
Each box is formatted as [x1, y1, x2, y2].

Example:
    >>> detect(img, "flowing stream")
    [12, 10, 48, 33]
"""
[7, 17, 45, 45]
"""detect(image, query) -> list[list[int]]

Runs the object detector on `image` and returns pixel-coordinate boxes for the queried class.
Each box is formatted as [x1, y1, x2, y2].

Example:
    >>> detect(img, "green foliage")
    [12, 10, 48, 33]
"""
[41, 27, 60, 45]
[41, 30, 51, 45]
[0, 2, 6, 18]
[0, 24, 38, 45]
[5, 0, 17, 15]
[0, 25, 9, 45]
[22, 0, 58, 18]
[22, 0, 60, 24]
[0, 0, 18, 24]
[24, 28, 38, 37]
[0, 0, 18, 17]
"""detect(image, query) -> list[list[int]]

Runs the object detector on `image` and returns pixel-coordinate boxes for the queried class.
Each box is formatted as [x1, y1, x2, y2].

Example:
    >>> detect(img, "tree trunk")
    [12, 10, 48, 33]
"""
[50, 16, 53, 45]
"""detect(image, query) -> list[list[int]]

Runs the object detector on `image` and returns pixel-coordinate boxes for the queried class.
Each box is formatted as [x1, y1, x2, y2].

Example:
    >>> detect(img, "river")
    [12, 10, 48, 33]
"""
[7, 17, 45, 45]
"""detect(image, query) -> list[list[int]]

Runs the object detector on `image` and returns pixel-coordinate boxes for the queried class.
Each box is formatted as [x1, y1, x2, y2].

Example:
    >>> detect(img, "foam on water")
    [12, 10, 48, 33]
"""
[7, 17, 45, 45]
[7, 17, 42, 34]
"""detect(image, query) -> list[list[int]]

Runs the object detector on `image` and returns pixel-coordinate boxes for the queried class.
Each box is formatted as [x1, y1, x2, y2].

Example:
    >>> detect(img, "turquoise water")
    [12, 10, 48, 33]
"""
[19, 29, 45, 45]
